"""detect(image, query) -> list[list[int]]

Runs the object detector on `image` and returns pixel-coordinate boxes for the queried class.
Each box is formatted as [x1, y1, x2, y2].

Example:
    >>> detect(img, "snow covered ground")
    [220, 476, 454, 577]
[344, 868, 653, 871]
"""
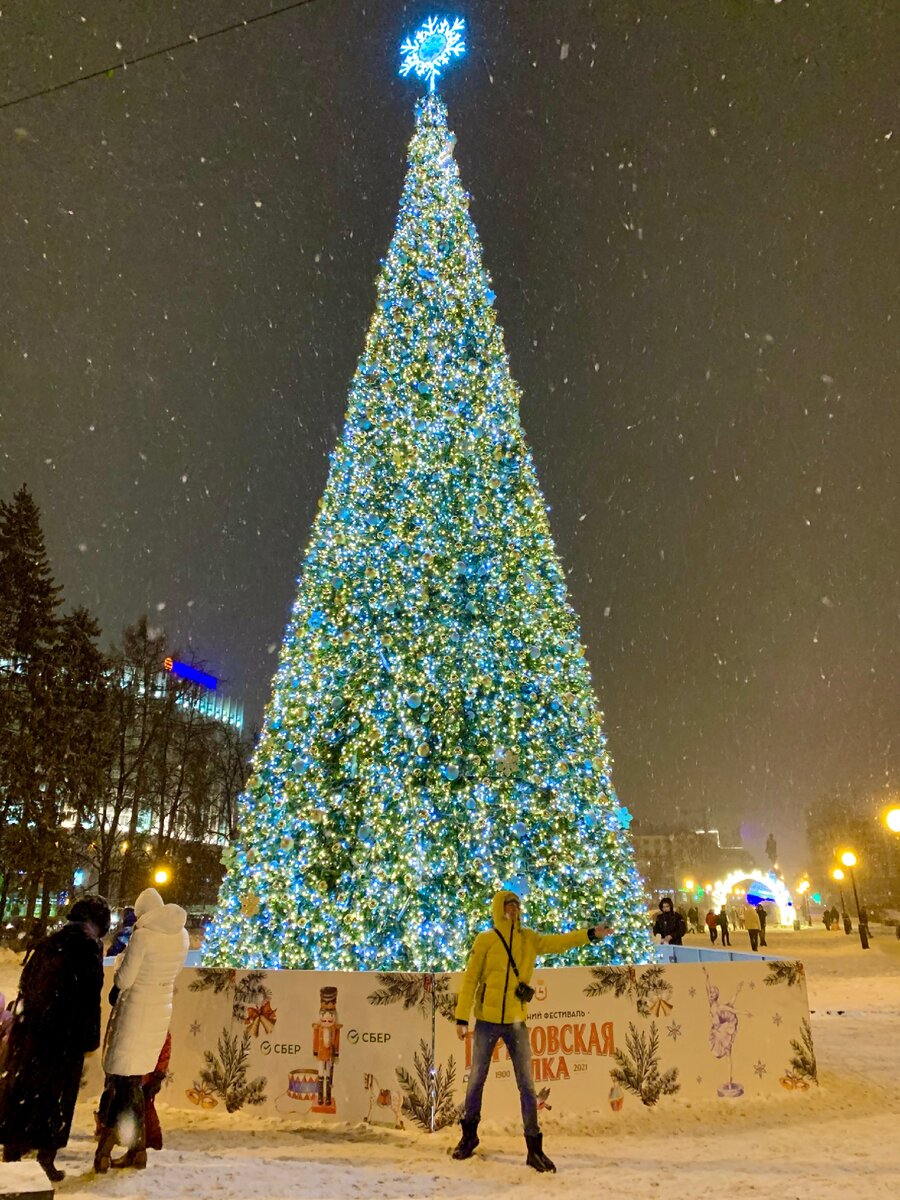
[2, 926, 899, 1199]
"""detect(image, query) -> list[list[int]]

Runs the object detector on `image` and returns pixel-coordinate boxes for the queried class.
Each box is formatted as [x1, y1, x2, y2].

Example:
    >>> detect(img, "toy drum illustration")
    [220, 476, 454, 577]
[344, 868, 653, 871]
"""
[288, 1068, 320, 1102]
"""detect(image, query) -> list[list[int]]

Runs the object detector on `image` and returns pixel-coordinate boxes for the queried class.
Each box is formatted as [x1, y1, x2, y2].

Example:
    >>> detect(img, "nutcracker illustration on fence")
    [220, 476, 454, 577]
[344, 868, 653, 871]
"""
[311, 986, 341, 1114]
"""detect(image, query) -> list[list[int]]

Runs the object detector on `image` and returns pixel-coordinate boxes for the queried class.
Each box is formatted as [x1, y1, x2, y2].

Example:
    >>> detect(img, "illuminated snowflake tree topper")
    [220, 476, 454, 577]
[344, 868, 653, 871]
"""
[399, 16, 466, 92]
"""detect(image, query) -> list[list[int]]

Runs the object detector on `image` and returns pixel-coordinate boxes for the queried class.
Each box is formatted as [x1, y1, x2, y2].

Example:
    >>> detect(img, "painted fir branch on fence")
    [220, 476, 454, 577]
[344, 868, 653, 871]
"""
[200, 1029, 267, 1112]
[367, 972, 457, 1021]
[764, 961, 805, 988]
[610, 1021, 680, 1106]
[789, 1018, 818, 1084]
[189, 968, 271, 1021]
[395, 1038, 459, 1130]
[584, 964, 673, 1017]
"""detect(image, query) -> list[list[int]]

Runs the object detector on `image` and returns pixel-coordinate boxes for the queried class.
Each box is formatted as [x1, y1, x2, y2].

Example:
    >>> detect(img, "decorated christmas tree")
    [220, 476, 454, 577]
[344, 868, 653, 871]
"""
[205, 18, 650, 971]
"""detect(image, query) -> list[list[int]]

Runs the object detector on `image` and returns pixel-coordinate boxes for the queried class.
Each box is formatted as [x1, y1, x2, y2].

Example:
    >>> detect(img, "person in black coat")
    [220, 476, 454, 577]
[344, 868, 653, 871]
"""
[0, 895, 110, 1182]
[717, 907, 731, 947]
[652, 897, 687, 945]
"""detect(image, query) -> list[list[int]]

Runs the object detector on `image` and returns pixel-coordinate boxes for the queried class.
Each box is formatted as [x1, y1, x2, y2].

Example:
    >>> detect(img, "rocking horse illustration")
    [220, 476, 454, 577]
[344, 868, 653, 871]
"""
[363, 1072, 405, 1128]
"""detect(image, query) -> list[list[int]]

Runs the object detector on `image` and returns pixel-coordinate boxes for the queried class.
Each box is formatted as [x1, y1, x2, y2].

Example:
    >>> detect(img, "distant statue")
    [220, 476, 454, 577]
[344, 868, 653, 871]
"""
[765, 832, 777, 866]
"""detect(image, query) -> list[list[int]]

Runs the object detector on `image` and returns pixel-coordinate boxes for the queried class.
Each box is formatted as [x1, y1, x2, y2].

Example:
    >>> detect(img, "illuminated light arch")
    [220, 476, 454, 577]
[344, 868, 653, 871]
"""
[713, 869, 795, 926]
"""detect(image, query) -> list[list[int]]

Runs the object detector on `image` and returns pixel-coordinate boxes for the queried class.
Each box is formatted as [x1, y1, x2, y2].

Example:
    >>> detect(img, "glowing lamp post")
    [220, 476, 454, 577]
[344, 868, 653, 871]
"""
[885, 808, 900, 834]
[153, 866, 171, 888]
[832, 868, 851, 935]
[797, 880, 812, 927]
[840, 852, 868, 949]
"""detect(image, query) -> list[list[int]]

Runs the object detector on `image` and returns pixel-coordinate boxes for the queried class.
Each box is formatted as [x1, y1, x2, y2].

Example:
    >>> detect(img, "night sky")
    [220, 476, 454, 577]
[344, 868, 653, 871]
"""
[2, 1, 897, 875]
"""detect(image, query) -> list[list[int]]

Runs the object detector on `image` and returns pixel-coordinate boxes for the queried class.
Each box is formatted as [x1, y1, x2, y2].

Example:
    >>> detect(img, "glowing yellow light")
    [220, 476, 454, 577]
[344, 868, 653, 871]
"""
[886, 808, 900, 834]
[832, 868, 844, 881]
[840, 851, 857, 868]
[684, 879, 694, 891]
[153, 867, 171, 886]
[797, 880, 810, 894]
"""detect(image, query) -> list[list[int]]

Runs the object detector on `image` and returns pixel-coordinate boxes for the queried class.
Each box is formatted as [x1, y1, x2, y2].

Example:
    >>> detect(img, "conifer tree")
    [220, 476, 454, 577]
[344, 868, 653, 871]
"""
[0, 486, 64, 923]
[0, 485, 61, 662]
[206, 31, 649, 971]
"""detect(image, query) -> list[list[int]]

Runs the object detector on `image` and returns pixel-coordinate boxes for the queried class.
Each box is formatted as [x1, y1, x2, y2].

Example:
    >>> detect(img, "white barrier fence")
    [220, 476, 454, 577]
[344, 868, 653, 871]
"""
[86, 958, 816, 1131]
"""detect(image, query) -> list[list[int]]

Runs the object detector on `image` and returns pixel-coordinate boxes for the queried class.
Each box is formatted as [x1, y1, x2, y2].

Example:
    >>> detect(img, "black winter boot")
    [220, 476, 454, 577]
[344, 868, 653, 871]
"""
[37, 1150, 65, 1183]
[451, 1119, 480, 1160]
[525, 1132, 556, 1172]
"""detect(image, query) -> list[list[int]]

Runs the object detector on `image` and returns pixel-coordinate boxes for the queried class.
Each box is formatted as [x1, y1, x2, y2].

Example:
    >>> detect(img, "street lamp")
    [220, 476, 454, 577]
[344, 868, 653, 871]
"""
[832, 868, 851, 935]
[797, 880, 812, 927]
[838, 854, 868, 950]
[885, 807, 900, 834]
[153, 866, 171, 887]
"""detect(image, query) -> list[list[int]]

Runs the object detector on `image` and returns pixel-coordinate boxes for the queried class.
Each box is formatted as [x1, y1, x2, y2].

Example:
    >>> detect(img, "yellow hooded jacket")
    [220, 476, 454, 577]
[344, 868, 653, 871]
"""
[742, 903, 761, 931]
[454, 891, 591, 1026]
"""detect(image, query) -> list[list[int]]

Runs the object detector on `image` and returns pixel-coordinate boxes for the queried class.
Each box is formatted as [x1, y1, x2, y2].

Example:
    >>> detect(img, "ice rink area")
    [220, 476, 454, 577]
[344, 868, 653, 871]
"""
[2, 926, 898, 1200]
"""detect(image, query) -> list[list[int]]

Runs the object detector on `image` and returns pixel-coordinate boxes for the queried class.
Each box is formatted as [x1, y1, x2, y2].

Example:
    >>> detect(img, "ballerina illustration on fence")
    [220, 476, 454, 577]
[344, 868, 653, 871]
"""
[703, 968, 748, 1098]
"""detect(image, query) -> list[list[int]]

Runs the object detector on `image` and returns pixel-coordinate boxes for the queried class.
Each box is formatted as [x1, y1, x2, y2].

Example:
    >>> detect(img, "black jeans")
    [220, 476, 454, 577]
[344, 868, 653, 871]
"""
[748, 929, 760, 951]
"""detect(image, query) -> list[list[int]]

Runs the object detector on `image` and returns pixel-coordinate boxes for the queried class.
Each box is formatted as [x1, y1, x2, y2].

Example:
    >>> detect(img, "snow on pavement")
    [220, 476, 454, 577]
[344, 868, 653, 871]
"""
[2, 928, 899, 1199]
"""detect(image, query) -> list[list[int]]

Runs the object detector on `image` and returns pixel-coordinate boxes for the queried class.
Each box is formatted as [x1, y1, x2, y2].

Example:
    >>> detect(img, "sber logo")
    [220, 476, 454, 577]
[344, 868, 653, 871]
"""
[259, 1042, 303, 1056]
[347, 1029, 391, 1045]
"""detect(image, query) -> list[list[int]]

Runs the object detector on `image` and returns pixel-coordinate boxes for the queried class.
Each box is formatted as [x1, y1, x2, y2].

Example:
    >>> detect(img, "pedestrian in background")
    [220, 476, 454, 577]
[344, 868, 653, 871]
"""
[108, 908, 136, 957]
[742, 901, 761, 951]
[717, 907, 731, 947]
[758, 903, 769, 947]
[705, 910, 719, 944]
[0, 896, 111, 1182]
[653, 898, 687, 946]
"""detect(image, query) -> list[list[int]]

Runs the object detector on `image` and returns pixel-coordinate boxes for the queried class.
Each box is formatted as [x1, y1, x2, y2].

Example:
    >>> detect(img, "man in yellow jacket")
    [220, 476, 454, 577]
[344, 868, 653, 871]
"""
[452, 889, 611, 1172]
[742, 900, 762, 952]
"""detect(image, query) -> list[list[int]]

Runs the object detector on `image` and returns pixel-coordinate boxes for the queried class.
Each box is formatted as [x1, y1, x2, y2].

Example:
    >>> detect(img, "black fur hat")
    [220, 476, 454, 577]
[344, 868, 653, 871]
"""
[68, 895, 112, 936]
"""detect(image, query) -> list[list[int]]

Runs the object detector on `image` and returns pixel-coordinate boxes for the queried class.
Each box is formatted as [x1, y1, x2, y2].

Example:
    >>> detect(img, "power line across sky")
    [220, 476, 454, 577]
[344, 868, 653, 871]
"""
[0, 0, 323, 111]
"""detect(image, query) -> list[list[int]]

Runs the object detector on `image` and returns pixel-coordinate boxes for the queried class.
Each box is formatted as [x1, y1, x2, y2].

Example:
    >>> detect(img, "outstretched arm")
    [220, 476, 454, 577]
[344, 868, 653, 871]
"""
[535, 928, 590, 955]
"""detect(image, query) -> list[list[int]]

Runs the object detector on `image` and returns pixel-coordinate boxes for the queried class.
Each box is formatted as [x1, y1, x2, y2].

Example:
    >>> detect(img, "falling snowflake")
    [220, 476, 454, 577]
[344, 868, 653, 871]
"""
[772, 1013, 783, 1027]
[189, 1020, 201, 1037]
[753, 1060, 767, 1078]
[666, 1021, 682, 1041]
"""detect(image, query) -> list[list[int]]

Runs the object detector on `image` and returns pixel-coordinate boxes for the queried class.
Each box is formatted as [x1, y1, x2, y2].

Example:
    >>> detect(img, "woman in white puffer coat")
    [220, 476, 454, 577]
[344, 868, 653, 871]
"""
[94, 888, 189, 1172]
